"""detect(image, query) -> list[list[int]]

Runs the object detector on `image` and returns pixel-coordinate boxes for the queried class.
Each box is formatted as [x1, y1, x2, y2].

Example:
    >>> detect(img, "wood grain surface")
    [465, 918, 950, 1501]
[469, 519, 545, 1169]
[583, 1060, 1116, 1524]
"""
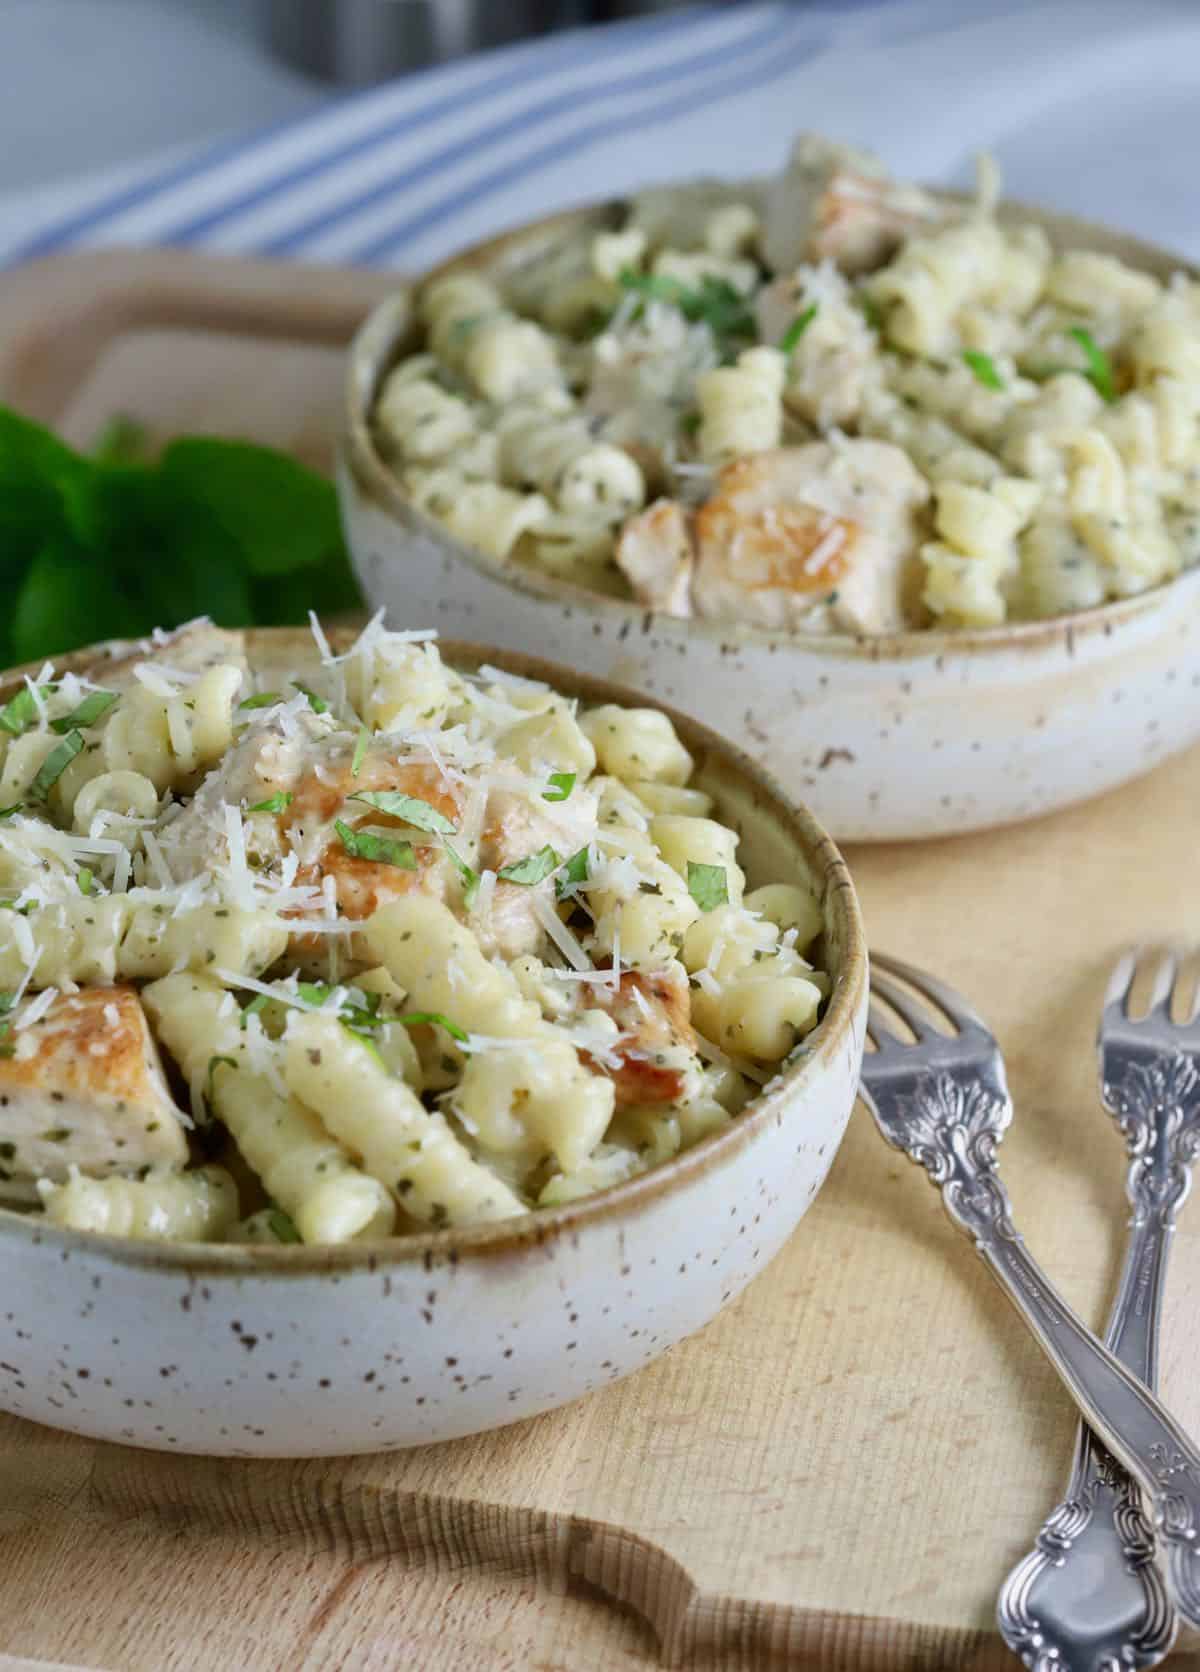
[2, 248, 1200, 1670]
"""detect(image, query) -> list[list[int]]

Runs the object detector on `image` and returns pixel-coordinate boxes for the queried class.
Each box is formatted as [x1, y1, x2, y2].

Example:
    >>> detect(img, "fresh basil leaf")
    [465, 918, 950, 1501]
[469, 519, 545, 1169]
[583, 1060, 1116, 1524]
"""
[266, 1207, 301, 1244]
[292, 681, 328, 714]
[0, 804, 21, 820]
[0, 684, 52, 737]
[351, 725, 369, 777]
[239, 691, 283, 710]
[247, 792, 293, 814]
[687, 861, 729, 913]
[296, 981, 382, 1033]
[397, 1011, 470, 1045]
[779, 303, 819, 354]
[349, 789, 455, 834]
[617, 268, 756, 350]
[240, 993, 271, 1029]
[444, 841, 480, 908]
[29, 730, 84, 798]
[961, 349, 1004, 391]
[0, 992, 15, 1016]
[51, 689, 117, 733]
[77, 867, 95, 896]
[1068, 326, 1117, 403]
[334, 819, 417, 868]
[555, 846, 590, 898]
[497, 845, 560, 886]
[542, 772, 576, 803]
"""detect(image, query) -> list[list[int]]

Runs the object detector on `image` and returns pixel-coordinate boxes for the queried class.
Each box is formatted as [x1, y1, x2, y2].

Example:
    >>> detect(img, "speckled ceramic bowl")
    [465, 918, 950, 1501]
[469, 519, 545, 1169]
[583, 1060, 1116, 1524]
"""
[0, 629, 866, 1457]
[338, 195, 1200, 842]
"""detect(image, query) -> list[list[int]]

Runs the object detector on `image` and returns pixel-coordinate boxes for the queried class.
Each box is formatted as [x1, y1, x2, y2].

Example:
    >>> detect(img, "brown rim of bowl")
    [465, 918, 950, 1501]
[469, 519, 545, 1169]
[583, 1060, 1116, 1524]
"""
[342, 186, 1200, 663]
[0, 625, 867, 1277]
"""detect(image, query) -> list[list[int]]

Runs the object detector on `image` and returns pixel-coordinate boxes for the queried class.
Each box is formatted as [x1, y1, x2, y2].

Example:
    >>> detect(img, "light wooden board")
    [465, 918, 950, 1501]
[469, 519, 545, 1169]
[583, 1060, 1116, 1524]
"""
[2, 248, 1200, 1670]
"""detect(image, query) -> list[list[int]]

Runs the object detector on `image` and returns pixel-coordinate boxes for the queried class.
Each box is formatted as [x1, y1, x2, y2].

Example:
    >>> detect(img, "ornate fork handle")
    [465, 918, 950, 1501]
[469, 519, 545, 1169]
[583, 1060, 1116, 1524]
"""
[995, 1046, 1200, 1670]
[873, 1070, 1200, 1637]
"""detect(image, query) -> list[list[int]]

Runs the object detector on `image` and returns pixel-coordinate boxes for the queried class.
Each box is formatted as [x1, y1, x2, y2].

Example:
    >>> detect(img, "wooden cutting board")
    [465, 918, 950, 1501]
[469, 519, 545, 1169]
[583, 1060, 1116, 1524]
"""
[3, 248, 1200, 1672]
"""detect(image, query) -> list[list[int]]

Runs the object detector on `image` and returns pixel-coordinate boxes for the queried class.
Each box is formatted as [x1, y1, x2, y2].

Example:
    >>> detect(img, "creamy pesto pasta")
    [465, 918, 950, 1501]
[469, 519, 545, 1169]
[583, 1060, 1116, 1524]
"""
[0, 617, 828, 1244]
[371, 132, 1200, 633]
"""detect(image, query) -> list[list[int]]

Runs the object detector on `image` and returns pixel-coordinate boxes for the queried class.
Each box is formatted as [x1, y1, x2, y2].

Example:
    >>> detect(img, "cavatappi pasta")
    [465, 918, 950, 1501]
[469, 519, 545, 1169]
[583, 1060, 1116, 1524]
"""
[371, 131, 1200, 633]
[0, 618, 828, 1244]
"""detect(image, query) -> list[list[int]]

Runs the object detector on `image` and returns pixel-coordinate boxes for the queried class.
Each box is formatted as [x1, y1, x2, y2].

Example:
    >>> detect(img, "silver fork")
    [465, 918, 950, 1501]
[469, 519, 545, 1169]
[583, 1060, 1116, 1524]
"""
[998, 948, 1200, 1671]
[860, 952, 1200, 1643]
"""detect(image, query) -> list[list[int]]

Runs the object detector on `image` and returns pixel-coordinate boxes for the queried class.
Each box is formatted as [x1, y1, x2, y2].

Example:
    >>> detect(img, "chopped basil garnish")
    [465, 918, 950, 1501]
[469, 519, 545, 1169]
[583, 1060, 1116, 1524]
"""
[29, 730, 84, 799]
[247, 792, 293, 815]
[351, 725, 369, 777]
[398, 1011, 470, 1045]
[267, 1207, 301, 1244]
[349, 789, 455, 834]
[206, 1054, 238, 1101]
[556, 846, 590, 898]
[497, 845, 560, 886]
[77, 867, 95, 896]
[50, 689, 117, 734]
[680, 409, 702, 436]
[961, 349, 1004, 391]
[444, 841, 480, 908]
[239, 691, 283, 710]
[296, 982, 382, 1034]
[855, 292, 884, 332]
[1068, 326, 1117, 403]
[240, 993, 270, 1028]
[292, 681, 328, 714]
[779, 303, 819, 354]
[0, 684, 54, 738]
[617, 268, 756, 351]
[334, 819, 417, 868]
[0, 804, 21, 821]
[542, 772, 576, 803]
[0, 992, 14, 1058]
[0, 993, 15, 1015]
[687, 861, 729, 913]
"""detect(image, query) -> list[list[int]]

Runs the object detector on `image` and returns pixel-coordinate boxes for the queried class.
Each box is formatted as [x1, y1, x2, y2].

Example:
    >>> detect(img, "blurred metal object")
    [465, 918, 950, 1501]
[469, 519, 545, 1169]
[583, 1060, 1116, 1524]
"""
[261, 0, 591, 85]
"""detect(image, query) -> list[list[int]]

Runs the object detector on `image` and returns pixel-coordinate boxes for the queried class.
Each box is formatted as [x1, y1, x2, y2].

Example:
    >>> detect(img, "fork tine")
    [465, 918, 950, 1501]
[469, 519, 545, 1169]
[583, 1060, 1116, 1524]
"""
[870, 968, 942, 1041]
[873, 952, 987, 1036]
[1102, 949, 1138, 1024]
[1147, 948, 1180, 1022]
[866, 1000, 903, 1052]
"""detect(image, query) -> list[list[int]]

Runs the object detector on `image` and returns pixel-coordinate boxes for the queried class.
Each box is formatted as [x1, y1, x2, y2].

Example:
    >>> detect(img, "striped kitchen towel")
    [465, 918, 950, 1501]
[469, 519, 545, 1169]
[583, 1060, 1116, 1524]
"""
[2, 0, 1199, 272]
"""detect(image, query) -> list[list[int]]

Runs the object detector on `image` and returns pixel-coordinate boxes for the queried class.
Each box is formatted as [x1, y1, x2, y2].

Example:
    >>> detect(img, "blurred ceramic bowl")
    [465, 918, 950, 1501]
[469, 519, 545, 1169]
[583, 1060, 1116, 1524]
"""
[0, 628, 866, 1458]
[338, 196, 1200, 842]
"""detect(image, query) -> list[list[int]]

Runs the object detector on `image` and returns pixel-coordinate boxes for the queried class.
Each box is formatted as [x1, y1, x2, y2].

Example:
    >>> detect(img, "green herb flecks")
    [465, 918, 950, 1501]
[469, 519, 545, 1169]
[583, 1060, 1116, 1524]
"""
[617, 268, 757, 355]
[444, 841, 480, 908]
[0, 804, 21, 821]
[206, 1054, 238, 1102]
[497, 845, 560, 886]
[29, 730, 84, 799]
[77, 867, 95, 896]
[351, 725, 369, 777]
[542, 772, 576, 803]
[687, 861, 729, 913]
[349, 789, 455, 834]
[266, 1207, 301, 1244]
[292, 681, 328, 714]
[239, 691, 283, 711]
[779, 303, 819, 354]
[247, 792, 293, 815]
[961, 349, 1004, 391]
[0, 684, 53, 737]
[51, 689, 118, 734]
[1068, 327, 1117, 403]
[555, 846, 590, 899]
[334, 819, 417, 869]
[240, 993, 271, 1029]
[0, 992, 14, 1058]
[397, 1011, 470, 1045]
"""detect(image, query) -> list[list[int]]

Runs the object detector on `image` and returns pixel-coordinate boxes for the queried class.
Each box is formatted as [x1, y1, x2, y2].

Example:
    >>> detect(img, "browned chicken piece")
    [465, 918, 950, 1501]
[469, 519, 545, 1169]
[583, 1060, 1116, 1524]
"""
[283, 758, 463, 935]
[0, 986, 187, 1194]
[614, 500, 694, 618]
[580, 964, 697, 1107]
[691, 441, 930, 634]
[762, 134, 941, 277]
[477, 785, 599, 960]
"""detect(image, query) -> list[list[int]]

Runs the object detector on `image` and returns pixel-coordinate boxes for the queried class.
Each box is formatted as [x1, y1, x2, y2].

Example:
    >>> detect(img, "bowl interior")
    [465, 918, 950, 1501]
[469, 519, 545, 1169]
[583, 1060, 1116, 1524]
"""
[342, 186, 1199, 658]
[0, 625, 866, 1271]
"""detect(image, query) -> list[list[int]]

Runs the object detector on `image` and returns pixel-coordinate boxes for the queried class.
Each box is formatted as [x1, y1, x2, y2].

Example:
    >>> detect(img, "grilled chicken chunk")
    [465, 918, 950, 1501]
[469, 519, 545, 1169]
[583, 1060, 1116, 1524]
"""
[615, 500, 694, 618]
[691, 440, 930, 634]
[762, 133, 941, 278]
[0, 986, 186, 1194]
[580, 964, 697, 1107]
